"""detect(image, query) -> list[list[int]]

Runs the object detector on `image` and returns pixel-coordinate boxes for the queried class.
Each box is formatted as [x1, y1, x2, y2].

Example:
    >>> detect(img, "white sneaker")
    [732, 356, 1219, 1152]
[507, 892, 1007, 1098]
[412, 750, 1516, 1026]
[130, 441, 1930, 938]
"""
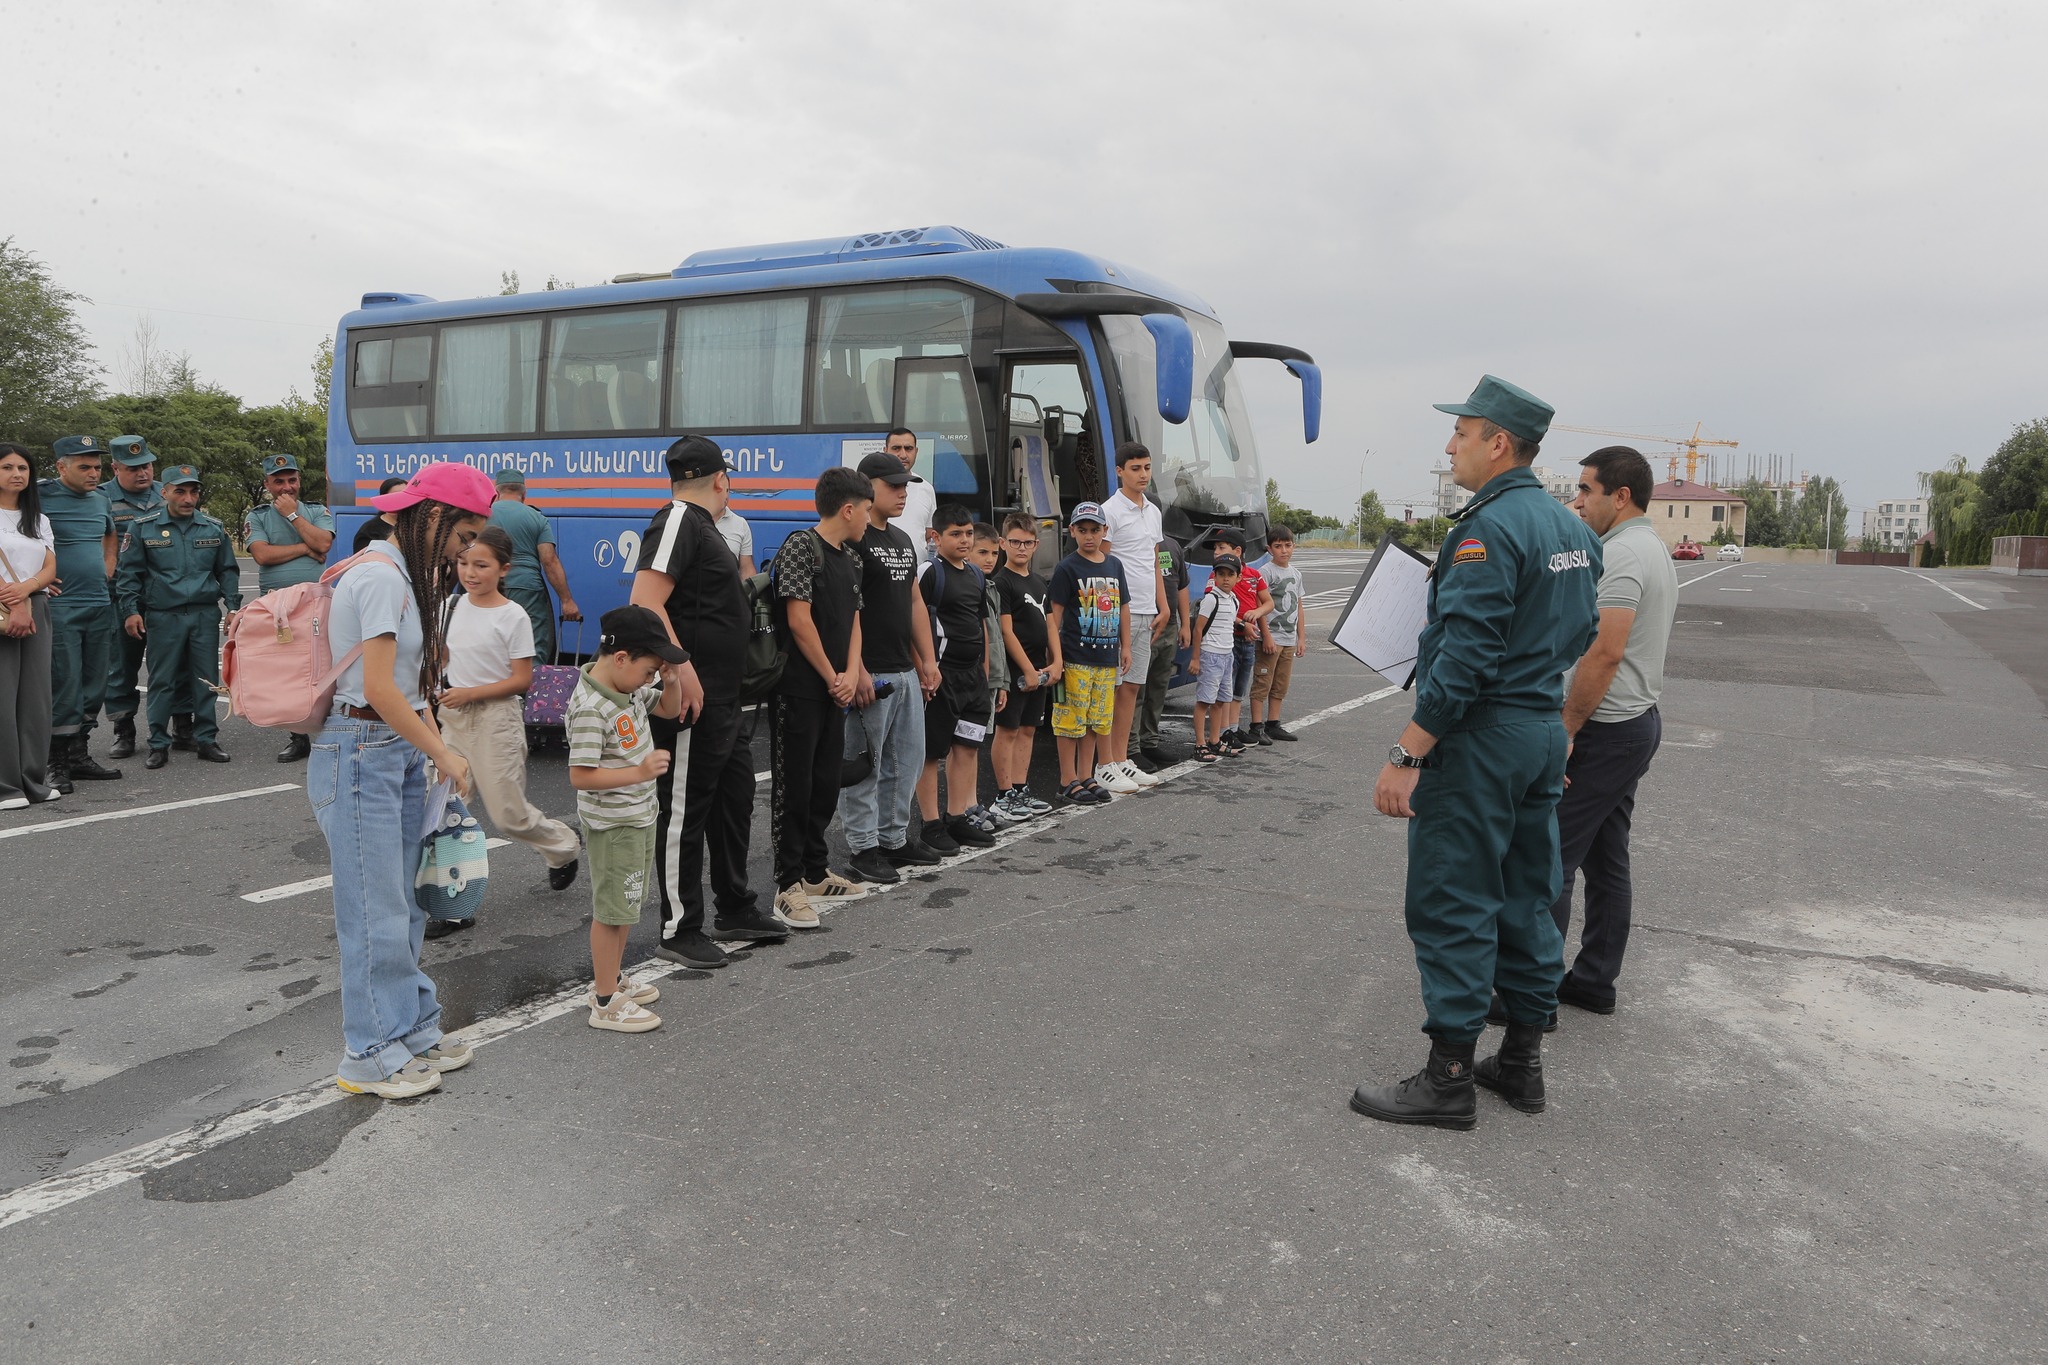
[0, 796, 29, 811]
[587, 988, 662, 1033]
[612, 973, 661, 1005]
[1121, 760, 1162, 789]
[1095, 763, 1141, 795]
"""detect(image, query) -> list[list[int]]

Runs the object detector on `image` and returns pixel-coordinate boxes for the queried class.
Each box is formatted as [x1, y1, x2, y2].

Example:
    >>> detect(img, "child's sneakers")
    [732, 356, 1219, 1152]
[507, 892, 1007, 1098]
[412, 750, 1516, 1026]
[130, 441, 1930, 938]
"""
[1114, 759, 1161, 789]
[1264, 720, 1298, 742]
[587, 989, 662, 1033]
[964, 803, 1003, 834]
[774, 885, 822, 929]
[946, 812, 997, 848]
[1094, 763, 1142, 795]
[1010, 785, 1053, 815]
[986, 792, 1033, 825]
[802, 870, 870, 902]
[609, 973, 661, 1005]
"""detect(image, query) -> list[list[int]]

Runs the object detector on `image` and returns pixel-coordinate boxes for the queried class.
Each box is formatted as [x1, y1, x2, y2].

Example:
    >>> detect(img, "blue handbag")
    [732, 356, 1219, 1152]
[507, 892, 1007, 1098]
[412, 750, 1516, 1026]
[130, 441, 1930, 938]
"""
[415, 780, 489, 921]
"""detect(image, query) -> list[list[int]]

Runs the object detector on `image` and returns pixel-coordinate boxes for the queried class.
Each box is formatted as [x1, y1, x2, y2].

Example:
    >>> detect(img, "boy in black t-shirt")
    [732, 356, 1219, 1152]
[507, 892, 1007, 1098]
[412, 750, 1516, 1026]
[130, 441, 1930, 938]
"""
[770, 467, 871, 928]
[992, 511, 1059, 823]
[915, 505, 999, 852]
[1046, 502, 1132, 805]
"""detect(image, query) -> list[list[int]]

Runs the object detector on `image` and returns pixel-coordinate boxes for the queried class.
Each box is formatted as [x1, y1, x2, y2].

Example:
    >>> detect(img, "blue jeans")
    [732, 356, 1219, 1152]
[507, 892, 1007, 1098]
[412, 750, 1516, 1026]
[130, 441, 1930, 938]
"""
[839, 669, 923, 852]
[1232, 639, 1257, 703]
[309, 716, 443, 1084]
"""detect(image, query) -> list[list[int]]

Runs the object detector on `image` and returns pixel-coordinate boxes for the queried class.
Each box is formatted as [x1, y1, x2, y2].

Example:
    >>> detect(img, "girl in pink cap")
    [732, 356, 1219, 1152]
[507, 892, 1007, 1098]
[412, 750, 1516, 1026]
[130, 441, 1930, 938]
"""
[310, 461, 496, 1099]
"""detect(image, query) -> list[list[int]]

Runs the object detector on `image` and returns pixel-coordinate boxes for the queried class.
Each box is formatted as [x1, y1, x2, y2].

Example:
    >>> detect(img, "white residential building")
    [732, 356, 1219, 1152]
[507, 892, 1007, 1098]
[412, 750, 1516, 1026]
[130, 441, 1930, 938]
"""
[1434, 465, 1577, 518]
[1862, 497, 1926, 550]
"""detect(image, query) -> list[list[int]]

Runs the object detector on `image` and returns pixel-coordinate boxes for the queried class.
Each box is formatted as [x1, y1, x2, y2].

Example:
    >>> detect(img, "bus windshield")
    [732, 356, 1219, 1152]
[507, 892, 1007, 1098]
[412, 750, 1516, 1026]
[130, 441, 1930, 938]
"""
[1100, 313, 1263, 520]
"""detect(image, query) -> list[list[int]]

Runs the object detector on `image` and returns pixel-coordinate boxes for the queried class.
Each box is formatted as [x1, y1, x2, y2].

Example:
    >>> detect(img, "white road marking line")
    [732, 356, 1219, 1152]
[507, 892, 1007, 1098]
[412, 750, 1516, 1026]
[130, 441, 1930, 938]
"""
[1718, 587, 1753, 592]
[1677, 563, 1740, 588]
[0, 783, 302, 841]
[241, 839, 512, 902]
[0, 685, 1403, 1231]
[1890, 567, 1989, 610]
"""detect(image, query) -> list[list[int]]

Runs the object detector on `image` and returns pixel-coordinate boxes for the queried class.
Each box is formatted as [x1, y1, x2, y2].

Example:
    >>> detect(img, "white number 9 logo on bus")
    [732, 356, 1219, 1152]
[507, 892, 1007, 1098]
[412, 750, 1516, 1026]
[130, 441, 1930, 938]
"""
[594, 530, 640, 570]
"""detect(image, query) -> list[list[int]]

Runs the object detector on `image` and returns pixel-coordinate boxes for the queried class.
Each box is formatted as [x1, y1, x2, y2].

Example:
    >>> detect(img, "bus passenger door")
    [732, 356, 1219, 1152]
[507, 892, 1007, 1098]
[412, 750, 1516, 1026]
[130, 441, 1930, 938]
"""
[1003, 359, 1102, 573]
[890, 357, 988, 521]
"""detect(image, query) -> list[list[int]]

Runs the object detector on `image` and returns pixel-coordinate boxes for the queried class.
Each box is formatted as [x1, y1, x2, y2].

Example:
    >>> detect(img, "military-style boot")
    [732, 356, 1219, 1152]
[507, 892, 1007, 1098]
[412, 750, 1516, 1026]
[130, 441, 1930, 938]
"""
[109, 715, 138, 760]
[276, 733, 311, 763]
[172, 714, 197, 752]
[1349, 1037, 1478, 1130]
[47, 740, 74, 796]
[1473, 1022, 1547, 1114]
[67, 735, 123, 781]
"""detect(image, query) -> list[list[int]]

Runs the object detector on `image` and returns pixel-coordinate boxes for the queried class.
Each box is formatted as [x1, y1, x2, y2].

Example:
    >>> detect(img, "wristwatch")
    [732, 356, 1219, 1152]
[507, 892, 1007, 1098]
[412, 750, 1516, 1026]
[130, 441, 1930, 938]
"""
[285, 510, 301, 523]
[1388, 743, 1425, 769]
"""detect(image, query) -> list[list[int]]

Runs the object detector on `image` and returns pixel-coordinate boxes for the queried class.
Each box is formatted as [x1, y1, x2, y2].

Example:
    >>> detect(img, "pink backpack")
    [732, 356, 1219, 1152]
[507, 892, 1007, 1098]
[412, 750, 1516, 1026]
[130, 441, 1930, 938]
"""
[223, 550, 408, 733]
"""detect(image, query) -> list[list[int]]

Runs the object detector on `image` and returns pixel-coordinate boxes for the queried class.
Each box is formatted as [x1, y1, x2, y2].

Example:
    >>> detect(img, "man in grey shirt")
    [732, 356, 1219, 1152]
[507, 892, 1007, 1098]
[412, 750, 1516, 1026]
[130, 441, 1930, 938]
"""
[1549, 446, 1676, 1016]
[1483, 444, 1676, 1093]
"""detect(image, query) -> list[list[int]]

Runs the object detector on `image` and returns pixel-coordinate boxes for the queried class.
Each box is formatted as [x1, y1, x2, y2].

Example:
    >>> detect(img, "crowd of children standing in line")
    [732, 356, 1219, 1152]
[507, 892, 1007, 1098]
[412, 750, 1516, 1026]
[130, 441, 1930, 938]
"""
[294, 434, 1310, 1097]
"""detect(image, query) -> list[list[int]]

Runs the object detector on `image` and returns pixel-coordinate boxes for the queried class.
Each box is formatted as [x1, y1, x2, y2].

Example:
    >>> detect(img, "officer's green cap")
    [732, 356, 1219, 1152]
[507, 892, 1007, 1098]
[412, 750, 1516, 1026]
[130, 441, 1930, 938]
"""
[492, 466, 526, 489]
[161, 465, 202, 488]
[53, 435, 105, 459]
[1433, 374, 1554, 444]
[110, 436, 155, 466]
[261, 453, 301, 476]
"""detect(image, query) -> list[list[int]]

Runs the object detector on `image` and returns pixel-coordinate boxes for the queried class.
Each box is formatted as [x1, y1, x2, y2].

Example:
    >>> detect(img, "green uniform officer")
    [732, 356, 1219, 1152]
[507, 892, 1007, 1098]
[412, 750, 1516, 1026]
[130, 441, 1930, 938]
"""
[244, 452, 335, 763]
[1352, 376, 1602, 1131]
[101, 436, 172, 759]
[486, 467, 580, 665]
[40, 435, 125, 792]
[116, 465, 242, 768]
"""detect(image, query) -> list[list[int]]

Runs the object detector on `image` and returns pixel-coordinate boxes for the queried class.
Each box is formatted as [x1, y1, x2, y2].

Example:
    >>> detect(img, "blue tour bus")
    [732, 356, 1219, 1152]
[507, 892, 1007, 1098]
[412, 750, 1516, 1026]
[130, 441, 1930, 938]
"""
[326, 225, 1320, 643]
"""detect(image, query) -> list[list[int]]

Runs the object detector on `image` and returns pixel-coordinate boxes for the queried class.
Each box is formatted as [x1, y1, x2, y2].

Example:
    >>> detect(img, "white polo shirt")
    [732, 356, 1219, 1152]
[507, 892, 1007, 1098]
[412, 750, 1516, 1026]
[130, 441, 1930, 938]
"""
[1102, 490, 1163, 615]
[890, 475, 937, 551]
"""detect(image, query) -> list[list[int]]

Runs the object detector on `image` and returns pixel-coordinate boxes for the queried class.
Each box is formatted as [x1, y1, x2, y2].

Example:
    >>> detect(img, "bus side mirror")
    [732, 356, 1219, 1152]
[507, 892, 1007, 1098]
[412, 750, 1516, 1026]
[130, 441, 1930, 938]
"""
[1283, 359, 1322, 444]
[1142, 314, 1194, 424]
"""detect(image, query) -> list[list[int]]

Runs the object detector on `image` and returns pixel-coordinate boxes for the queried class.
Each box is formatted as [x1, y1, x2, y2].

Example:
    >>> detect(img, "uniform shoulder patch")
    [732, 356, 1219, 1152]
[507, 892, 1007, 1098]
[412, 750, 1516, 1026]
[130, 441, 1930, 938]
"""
[1451, 538, 1487, 565]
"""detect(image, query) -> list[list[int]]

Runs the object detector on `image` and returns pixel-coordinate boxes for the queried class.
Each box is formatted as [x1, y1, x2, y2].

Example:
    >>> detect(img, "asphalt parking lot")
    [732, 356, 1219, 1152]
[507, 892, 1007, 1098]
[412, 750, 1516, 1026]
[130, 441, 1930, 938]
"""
[2, 553, 2043, 1363]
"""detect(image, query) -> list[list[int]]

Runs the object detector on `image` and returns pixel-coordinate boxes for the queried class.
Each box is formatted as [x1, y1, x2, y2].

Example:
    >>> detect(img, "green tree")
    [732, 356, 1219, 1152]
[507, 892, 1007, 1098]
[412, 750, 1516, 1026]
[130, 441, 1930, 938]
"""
[499, 270, 521, 296]
[1737, 478, 1786, 547]
[1787, 476, 1848, 548]
[0, 237, 102, 447]
[1349, 489, 1391, 543]
[1263, 477, 1343, 536]
[1978, 419, 2048, 522]
[1398, 515, 1453, 552]
[1922, 456, 1984, 565]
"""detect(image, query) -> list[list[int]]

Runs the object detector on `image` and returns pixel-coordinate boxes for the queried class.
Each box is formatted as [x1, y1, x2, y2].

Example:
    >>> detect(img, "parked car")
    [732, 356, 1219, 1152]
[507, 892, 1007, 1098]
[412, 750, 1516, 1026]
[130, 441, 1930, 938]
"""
[1717, 544, 1744, 561]
[1672, 540, 1704, 561]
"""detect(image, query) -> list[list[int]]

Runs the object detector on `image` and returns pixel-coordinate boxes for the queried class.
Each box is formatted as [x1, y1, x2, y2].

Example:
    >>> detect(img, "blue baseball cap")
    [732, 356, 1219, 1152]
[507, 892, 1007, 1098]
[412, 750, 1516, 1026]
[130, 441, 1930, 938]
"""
[1069, 501, 1107, 527]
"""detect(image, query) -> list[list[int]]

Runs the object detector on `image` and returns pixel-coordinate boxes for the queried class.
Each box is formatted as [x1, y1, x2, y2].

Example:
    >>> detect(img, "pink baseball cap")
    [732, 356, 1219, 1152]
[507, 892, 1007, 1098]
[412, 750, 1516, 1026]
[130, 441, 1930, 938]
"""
[370, 462, 497, 517]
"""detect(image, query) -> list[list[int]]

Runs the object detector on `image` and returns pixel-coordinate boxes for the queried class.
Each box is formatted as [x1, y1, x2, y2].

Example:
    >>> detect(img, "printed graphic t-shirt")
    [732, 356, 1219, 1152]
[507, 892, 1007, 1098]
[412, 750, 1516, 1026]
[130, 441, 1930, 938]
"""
[566, 665, 660, 830]
[1262, 562, 1304, 646]
[1047, 551, 1129, 668]
[851, 522, 919, 673]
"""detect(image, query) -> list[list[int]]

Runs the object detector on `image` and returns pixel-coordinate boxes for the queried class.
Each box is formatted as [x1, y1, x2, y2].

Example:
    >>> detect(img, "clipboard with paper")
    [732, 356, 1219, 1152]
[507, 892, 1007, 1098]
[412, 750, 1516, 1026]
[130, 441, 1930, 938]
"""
[1328, 530, 1433, 689]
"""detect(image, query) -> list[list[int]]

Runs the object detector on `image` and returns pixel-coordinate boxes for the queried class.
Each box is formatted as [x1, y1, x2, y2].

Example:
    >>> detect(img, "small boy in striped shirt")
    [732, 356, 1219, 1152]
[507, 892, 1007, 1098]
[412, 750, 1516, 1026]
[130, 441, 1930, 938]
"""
[567, 605, 685, 1032]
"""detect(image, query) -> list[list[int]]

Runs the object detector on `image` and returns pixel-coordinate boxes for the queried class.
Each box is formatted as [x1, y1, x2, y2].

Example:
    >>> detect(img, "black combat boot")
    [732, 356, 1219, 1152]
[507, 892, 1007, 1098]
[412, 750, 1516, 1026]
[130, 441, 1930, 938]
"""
[47, 740, 74, 796]
[1349, 1037, 1478, 1130]
[67, 735, 122, 781]
[1473, 1022, 1547, 1114]
[277, 733, 311, 763]
[109, 716, 138, 759]
[172, 714, 197, 751]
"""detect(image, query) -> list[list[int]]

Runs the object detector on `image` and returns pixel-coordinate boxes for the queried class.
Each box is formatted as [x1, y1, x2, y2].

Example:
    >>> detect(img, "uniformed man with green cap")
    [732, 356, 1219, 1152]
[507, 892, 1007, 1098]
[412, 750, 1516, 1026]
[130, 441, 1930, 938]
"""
[116, 465, 242, 767]
[40, 435, 125, 792]
[243, 452, 334, 762]
[1350, 375, 1602, 1131]
[100, 435, 175, 760]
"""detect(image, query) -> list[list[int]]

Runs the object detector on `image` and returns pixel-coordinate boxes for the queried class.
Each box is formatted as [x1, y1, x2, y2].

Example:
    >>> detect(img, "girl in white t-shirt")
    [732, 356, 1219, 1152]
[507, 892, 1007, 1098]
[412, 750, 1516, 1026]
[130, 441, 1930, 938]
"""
[0, 443, 61, 808]
[439, 526, 580, 901]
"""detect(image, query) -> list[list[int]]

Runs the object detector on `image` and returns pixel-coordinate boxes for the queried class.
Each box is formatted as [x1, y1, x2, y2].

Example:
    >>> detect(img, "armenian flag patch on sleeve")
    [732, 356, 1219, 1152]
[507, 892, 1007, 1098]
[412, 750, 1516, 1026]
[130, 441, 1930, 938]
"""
[1451, 538, 1487, 565]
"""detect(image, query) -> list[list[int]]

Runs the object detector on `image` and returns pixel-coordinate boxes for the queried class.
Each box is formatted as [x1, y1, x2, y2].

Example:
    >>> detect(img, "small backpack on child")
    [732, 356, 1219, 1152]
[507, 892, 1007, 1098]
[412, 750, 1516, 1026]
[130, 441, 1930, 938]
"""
[221, 550, 408, 733]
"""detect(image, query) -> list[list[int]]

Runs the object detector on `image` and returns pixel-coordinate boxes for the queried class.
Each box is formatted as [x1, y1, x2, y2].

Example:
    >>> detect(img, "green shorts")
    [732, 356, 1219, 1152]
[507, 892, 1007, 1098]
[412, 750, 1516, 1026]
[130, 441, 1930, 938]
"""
[582, 820, 655, 927]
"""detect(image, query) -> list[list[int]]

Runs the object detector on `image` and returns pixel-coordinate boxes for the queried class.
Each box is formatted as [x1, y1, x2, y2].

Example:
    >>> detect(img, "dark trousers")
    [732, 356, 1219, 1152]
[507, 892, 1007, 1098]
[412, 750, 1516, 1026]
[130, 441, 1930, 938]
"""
[1133, 619, 1179, 754]
[770, 692, 845, 890]
[652, 698, 759, 938]
[144, 607, 220, 749]
[1406, 717, 1568, 1042]
[1549, 707, 1662, 1002]
[102, 627, 149, 721]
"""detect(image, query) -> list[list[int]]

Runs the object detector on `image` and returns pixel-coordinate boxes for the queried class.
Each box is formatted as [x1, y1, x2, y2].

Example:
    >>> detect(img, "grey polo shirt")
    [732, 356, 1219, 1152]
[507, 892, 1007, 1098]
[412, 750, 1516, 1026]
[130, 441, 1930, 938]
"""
[1590, 516, 1678, 722]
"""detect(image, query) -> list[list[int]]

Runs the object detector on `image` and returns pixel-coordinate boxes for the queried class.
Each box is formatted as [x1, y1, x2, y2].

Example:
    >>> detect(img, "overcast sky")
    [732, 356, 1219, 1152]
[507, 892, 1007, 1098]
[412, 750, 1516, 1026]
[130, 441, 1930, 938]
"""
[13, 1, 2047, 519]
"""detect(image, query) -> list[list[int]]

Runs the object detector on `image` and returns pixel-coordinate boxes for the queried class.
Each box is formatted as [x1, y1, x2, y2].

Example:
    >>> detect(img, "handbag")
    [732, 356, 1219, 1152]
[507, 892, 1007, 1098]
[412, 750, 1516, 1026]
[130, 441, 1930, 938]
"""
[523, 620, 584, 727]
[415, 779, 489, 921]
[839, 707, 872, 788]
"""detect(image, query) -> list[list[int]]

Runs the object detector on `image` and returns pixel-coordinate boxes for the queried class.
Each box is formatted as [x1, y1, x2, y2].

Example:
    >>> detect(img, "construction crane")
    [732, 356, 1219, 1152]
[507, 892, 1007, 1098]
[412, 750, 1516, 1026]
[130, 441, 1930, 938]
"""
[1551, 421, 1739, 485]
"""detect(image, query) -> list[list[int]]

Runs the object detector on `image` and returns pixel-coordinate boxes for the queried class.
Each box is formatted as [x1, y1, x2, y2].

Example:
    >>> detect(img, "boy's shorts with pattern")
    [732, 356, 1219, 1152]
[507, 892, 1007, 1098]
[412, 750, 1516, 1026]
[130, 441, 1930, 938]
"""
[1051, 663, 1117, 738]
[1194, 650, 1235, 704]
[582, 820, 655, 927]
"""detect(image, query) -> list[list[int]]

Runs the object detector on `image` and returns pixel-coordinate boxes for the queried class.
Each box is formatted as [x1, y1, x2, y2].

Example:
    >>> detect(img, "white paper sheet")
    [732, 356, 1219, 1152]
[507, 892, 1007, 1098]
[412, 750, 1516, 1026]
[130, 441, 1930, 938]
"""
[1328, 532, 1433, 688]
